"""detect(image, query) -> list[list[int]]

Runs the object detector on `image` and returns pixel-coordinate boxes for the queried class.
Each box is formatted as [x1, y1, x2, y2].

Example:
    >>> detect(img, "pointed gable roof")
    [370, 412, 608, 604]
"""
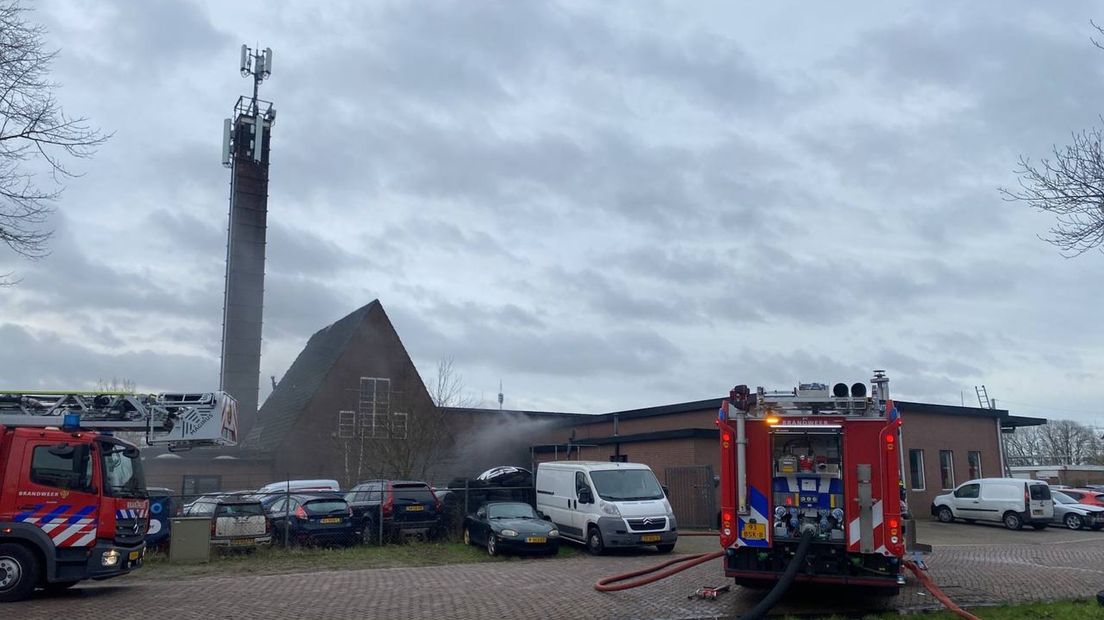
[243, 300, 381, 452]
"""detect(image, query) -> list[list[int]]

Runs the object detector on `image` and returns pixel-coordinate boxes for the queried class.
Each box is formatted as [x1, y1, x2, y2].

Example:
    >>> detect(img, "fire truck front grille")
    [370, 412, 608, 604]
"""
[626, 517, 667, 532]
[114, 518, 148, 545]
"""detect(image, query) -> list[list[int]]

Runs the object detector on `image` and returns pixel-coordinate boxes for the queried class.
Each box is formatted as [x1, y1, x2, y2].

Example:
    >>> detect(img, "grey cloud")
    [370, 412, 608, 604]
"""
[0, 323, 217, 392]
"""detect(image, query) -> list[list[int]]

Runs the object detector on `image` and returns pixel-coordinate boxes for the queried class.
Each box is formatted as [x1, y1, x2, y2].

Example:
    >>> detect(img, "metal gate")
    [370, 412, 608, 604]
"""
[664, 465, 717, 529]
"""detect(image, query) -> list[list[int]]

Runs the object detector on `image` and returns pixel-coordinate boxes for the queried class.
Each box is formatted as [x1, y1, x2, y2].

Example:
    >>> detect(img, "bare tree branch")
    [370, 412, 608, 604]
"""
[0, 0, 109, 282]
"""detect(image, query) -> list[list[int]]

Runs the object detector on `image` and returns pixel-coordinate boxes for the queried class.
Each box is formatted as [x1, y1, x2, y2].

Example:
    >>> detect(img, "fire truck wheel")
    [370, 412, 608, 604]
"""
[936, 506, 954, 523]
[586, 526, 605, 555]
[0, 543, 39, 603]
[1003, 512, 1023, 530]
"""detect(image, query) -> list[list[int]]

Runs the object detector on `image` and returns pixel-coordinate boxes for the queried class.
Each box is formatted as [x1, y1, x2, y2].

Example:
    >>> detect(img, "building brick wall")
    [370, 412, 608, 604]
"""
[899, 412, 1002, 511]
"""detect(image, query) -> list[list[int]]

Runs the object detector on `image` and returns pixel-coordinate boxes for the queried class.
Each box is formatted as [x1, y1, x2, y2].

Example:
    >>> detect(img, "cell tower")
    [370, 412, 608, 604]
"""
[219, 44, 276, 440]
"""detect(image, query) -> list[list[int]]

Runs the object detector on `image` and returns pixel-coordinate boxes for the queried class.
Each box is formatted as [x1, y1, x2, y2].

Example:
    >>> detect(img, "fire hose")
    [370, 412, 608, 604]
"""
[903, 560, 982, 620]
[594, 529, 815, 620]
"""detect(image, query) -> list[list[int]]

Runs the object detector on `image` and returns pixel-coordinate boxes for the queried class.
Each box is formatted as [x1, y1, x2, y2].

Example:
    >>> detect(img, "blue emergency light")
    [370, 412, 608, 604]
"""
[61, 413, 82, 431]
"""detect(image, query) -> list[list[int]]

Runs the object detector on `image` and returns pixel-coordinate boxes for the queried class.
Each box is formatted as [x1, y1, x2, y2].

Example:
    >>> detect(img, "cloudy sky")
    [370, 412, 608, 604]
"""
[1, 1, 1102, 426]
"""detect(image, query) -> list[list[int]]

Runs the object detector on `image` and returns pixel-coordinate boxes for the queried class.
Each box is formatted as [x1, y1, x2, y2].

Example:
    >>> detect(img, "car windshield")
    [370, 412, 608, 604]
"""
[99, 441, 147, 499]
[590, 469, 664, 501]
[393, 484, 434, 503]
[1052, 491, 1074, 504]
[304, 500, 347, 514]
[488, 503, 537, 519]
[216, 503, 265, 516]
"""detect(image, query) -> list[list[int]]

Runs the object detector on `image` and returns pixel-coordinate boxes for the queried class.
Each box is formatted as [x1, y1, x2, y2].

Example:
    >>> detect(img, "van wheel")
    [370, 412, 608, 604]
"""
[587, 527, 605, 555]
[656, 543, 675, 554]
[0, 543, 39, 603]
[1003, 512, 1023, 531]
[1064, 514, 1083, 530]
[936, 506, 954, 523]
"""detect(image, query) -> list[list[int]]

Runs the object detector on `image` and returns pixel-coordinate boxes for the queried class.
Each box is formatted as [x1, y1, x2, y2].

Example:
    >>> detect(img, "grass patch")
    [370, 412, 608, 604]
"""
[137, 541, 580, 581]
[783, 598, 1104, 619]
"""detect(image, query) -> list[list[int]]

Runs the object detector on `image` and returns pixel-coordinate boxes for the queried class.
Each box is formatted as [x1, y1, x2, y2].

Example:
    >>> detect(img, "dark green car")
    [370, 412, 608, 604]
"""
[463, 502, 560, 556]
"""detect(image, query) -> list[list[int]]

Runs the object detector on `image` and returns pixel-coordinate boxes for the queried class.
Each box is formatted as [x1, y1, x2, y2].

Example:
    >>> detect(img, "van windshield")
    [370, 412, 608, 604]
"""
[590, 469, 664, 501]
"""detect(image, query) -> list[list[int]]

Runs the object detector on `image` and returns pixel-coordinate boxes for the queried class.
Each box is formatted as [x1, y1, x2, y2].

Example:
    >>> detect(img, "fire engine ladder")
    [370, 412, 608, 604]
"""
[0, 391, 238, 450]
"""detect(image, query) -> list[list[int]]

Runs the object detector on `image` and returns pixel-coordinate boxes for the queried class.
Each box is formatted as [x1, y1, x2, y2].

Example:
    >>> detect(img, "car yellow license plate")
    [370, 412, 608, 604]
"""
[641, 534, 661, 543]
[320, 517, 342, 524]
[406, 505, 424, 511]
[741, 523, 766, 540]
[526, 537, 546, 544]
[128, 550, 141, 560]
[232, 538, 254, 546]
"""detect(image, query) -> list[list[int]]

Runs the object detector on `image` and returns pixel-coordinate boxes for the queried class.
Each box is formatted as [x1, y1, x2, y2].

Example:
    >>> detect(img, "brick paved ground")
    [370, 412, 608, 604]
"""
[8, 522, 1104, 619]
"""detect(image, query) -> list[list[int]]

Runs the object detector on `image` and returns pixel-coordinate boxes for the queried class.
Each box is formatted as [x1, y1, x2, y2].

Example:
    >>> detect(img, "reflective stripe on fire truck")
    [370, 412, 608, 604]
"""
[847, 499, 887, 555]
[735, 485, 770, 548]
[13, 504, 99, 547]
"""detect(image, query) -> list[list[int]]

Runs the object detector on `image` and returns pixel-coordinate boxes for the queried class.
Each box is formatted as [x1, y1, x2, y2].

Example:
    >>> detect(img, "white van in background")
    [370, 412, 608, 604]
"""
[535, 461, 677, 554]
[932, 478, 1054, 530]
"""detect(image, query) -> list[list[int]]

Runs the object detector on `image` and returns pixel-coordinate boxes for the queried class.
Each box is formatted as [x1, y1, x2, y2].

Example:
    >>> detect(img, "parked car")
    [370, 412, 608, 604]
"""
[535, 461, 677, 554]
[266, 493, 356, 547]
[1051, 491, 1104, 530]
[183, 497, 273, 549]
[345, 480, 444, 543]
[463, 501, 560, 556]
[931, 478, 1054, 530]
[1055, 488, 1104, 508]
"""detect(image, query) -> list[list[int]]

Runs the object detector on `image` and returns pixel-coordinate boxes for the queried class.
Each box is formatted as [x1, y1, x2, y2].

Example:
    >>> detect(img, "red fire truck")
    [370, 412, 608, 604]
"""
[716, 371, 911, 590]
[0, 391, 237, 602]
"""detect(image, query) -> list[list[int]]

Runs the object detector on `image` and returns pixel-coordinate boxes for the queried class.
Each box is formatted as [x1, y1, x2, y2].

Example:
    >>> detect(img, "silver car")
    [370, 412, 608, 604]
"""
[1051, 491, 1104, 530]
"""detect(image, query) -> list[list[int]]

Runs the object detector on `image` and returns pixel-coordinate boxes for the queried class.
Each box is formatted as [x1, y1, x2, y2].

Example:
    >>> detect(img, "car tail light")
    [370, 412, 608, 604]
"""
[295, 505, 308, 520]
[1024, 484, 1030, 505]
[210, 520, 216, 536]
[382, 486, 394, 517]
[431, 489, 442, 513]
[265, 518, 272, 534]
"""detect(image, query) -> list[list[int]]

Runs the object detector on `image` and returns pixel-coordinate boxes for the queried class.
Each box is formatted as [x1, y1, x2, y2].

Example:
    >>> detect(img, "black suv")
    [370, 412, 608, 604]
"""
[345, 480, 443, 543]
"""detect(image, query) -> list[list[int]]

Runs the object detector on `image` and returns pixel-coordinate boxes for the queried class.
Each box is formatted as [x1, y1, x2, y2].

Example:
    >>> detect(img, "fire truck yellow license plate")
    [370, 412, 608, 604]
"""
[741, 523, 766, 540]
[641, 534, 661, 543]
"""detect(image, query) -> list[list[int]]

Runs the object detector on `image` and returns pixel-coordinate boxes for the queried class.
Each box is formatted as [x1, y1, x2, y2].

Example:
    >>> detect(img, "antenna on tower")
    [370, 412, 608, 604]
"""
[498, 381, 504, 411]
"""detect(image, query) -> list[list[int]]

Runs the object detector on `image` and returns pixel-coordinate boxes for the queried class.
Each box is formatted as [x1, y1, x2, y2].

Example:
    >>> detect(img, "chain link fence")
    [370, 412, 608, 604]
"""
[145, 475, 536, 552]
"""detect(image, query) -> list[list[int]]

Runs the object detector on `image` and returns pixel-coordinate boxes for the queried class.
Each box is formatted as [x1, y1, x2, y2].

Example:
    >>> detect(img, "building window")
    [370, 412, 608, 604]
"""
[359, 377, 391, 439]
[939, 450, 955, 490]
[908, 449, 925, 491]
[182, 475, 221, 498]
[391, 412, 408, 439]
[968, 451, 982, 480]
[337, 410, 356, 439]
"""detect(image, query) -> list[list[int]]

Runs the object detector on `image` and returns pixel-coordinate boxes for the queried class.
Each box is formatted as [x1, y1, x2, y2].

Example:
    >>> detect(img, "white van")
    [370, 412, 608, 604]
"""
[257, 479, 341, 494]
[535, 461, 677, 554]
[932, 478, 1054, 530]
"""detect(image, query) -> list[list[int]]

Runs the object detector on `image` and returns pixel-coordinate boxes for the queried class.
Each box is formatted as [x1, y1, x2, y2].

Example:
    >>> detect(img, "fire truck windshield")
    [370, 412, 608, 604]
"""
[99, 441, 147, 499]
[590, 469, 665, 501]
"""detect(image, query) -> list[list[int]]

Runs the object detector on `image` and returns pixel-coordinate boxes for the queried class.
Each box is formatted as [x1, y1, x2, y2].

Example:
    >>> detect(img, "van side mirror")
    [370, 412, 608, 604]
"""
[536, 511, 548, 520]
[578, 489, 593, 504]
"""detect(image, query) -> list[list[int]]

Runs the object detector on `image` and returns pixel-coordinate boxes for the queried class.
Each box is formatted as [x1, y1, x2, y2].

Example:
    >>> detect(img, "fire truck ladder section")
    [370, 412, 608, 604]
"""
[0, 390, 239, 450]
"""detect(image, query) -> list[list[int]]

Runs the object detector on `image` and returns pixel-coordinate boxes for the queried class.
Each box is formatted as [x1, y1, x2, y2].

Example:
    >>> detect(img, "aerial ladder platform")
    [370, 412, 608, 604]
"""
[0, 390, 238, 450]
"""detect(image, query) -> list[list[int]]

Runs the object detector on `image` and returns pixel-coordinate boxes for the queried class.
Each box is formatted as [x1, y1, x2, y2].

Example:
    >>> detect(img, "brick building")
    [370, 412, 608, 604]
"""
[144, 298, 1047, 527]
